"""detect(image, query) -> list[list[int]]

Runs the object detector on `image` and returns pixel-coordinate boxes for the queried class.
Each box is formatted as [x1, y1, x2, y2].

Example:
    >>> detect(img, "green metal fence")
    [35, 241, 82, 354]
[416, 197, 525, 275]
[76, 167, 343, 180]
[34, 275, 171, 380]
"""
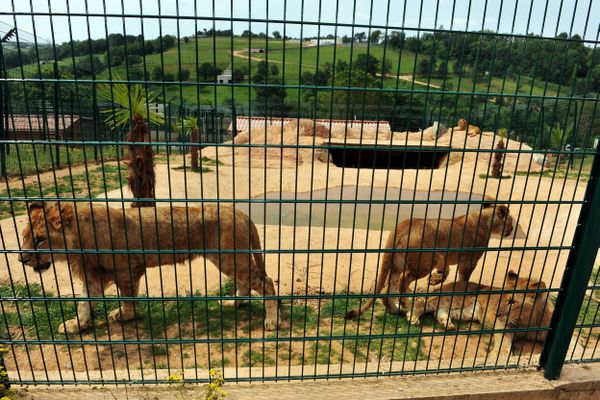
[0, 0, 599, 387]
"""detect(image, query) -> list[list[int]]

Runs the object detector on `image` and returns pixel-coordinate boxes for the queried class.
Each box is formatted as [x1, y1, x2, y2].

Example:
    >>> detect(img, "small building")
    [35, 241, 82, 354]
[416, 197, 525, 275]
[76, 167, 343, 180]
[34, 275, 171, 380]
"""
[248, 48, 266, 53]
[217, 69, 233, 84]
[308, 38, 340, 47]
[3, 114, 93, 141]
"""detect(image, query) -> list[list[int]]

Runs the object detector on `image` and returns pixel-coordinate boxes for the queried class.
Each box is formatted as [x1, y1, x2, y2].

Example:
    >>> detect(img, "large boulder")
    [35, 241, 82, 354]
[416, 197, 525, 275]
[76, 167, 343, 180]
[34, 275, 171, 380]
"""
[422, 121, 448, 140]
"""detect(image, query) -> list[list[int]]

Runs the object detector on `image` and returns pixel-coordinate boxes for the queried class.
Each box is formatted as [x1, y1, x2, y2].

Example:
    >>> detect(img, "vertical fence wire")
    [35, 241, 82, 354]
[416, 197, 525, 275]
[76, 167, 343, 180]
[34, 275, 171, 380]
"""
[0, 0, 598, 386]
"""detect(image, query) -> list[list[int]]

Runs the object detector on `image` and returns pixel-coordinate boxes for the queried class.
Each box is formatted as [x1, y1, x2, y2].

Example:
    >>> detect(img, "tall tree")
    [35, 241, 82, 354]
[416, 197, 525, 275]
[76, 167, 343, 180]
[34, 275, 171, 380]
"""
[370, 30, 382, 44]
[354, 32, 367, 43]
[98, 81, 164, 207]
[253, 62, 287, 110]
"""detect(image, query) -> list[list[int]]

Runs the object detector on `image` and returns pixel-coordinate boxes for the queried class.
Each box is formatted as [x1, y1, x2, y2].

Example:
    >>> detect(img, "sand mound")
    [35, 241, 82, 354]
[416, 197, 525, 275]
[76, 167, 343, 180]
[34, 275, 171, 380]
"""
[207, 119, 542, 174]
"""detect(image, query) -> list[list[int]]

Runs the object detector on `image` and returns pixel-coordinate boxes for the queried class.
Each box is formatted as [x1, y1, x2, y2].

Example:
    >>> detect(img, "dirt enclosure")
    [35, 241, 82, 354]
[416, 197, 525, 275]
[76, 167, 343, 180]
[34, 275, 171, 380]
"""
[1, 119, 596, 376]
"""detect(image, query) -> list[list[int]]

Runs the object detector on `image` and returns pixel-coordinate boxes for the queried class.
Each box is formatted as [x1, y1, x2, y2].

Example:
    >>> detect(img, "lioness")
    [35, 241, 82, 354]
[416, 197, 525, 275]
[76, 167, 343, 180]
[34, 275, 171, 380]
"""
[345, 204, 514, 319]
[18, 201, 279, 333]
[406, 271, 552, 336]
[455, 118, 481, 137]
[405, 271, 554, 356]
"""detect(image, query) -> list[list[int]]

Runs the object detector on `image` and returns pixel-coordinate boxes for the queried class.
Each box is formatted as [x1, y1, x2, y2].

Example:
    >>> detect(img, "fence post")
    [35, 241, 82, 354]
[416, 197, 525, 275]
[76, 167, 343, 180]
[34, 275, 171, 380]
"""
[0, 44, 5, 178]
[53, 62, 60, 168]
[540, 141, 600, 380]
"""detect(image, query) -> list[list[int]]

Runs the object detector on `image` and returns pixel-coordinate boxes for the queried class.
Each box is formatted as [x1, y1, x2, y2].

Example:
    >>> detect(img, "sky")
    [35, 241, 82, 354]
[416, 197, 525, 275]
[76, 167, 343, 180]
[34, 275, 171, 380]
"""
[0, 0, 598, 45]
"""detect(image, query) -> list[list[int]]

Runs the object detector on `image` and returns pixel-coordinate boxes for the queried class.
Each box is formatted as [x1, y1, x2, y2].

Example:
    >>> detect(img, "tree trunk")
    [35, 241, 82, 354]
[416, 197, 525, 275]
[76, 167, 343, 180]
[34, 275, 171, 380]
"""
[191, 127, 199, 170]
[492, 139, 505, 179]
[127, 114, 155, 207]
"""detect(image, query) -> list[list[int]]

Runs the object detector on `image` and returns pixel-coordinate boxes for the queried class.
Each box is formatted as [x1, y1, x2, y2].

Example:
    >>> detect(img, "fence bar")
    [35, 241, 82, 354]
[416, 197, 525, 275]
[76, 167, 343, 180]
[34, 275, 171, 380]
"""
[540, 140, 600, 379]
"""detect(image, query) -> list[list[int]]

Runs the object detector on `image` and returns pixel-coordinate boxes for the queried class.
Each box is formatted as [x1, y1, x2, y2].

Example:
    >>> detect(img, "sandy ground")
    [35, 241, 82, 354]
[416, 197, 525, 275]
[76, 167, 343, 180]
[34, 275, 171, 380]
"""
[0, 121, 596, 375]
[0, 125, 586, 297]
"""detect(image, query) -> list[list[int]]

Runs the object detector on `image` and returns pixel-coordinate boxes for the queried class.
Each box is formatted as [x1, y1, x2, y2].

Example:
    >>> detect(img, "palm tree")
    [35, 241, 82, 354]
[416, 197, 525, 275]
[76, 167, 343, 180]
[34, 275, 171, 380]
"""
[98, 79, 164, 207]
[549, 123, 572, 167]
[182, 116, 200, 170]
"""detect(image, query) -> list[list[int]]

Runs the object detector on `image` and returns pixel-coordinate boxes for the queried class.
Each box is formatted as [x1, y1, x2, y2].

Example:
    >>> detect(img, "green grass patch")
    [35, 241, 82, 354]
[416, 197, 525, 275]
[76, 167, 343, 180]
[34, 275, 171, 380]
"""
[513, 156, 593, 182]
[2, 144, 120, 177]
[171, 157, 223, 174]
[478, 173, 512, 180]
[241, 349, 275, 367]
[514, 169, 590, 182]
[0, 282, 117, 340]
[0, 282, 426, 367]
[0, 164, 128, 220]
[579, 268, 600, 336]
[173, 165, 213, 173]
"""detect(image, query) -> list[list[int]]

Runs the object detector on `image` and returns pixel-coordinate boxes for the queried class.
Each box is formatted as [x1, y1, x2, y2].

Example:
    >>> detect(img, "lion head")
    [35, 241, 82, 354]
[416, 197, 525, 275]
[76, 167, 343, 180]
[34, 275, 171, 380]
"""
[501, 270, 554, 343]
[18, 201, 75, 272]
[482, 204, 514, 238]
[457, 118, 468, 130]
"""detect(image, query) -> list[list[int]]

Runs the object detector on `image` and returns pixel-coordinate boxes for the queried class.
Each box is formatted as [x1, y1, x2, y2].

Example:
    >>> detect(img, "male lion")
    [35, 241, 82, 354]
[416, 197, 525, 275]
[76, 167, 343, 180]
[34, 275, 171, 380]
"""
[18, 201, 279, 333]
[345, 204, 514, 319]
[405, 270, 553, 357]
[455, 118, 481, 137]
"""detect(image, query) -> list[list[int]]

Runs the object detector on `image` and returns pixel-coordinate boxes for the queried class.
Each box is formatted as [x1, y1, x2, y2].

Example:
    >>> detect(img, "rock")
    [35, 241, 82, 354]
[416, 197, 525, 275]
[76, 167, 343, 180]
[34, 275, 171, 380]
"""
[422, 121, 448, 140]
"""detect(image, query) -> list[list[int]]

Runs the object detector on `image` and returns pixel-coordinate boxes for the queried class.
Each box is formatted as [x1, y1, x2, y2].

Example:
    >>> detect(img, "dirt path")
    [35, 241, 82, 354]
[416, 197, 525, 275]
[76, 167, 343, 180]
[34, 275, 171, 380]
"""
[376, 73, 442, 88]
[232, 49, 316, 70]
[233, 49, 441, 89]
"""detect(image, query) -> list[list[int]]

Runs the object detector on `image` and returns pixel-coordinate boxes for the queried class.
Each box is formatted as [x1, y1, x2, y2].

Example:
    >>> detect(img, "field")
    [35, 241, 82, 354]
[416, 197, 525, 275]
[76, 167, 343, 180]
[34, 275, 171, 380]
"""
[9, 36, 564, 106]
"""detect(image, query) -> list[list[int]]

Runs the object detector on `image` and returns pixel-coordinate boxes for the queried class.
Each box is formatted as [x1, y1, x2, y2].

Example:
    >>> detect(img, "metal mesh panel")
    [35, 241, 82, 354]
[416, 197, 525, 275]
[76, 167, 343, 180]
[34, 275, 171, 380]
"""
[0, 0, 599, 386]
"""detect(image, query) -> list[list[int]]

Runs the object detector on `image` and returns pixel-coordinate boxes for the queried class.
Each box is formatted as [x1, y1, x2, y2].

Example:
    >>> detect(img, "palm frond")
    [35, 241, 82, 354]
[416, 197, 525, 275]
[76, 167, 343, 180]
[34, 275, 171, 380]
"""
[182, 116, 199, 137]
[549, 123, 572, 149]
[98, 77, 165, 129]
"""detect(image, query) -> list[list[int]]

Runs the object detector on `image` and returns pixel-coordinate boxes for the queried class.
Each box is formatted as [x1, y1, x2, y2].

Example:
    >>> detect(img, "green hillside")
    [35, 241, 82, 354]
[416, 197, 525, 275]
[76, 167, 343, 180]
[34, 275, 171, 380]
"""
[8, 36, 565, 108]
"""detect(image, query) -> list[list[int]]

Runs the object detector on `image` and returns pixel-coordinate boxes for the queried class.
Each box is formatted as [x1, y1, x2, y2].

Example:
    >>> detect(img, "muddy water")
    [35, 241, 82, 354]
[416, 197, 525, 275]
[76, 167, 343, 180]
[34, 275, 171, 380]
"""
[237, 186, 484, 231]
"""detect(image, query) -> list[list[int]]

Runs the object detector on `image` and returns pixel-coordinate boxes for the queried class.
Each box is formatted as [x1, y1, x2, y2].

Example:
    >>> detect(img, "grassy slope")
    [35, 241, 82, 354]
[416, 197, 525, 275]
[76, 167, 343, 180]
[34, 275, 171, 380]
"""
[11, 36, 565, 106]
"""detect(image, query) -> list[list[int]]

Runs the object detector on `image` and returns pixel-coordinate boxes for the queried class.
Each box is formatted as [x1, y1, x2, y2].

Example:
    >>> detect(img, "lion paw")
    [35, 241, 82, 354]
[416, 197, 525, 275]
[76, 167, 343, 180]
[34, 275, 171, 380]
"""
[58, 318, 86, 334]
[220, 299, 240, 308]
[108, 306, 135, 322]
[264, 319, 278, 331]
[429, 270, 445, 286]
[441, 320, 456, 330]
[407, 313, 421, 326]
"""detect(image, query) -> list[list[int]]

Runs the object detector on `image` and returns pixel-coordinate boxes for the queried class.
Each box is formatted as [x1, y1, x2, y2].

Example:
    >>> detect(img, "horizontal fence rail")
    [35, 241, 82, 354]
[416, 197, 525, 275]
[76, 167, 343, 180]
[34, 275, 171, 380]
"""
[0, 0, 599, 388]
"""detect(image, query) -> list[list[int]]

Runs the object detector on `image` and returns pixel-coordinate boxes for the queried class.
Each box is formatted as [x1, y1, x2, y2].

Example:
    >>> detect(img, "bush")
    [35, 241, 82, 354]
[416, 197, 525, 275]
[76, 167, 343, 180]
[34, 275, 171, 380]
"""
[178, 68, 191, 81]
[152, 65, 163, 81]
[164, 72, 176, 82]
[108, 53, 124, 67]
[74, 56, 104, 77]
[127, 55, 142, 66]
[232, 68, 245, 82]
[128, 68, 149, 81]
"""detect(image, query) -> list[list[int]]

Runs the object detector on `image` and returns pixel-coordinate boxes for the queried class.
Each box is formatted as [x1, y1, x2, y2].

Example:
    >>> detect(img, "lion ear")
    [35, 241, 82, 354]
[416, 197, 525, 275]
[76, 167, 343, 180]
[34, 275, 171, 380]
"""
[28, 201, 44, 212]
[528, 279, 546, 290]
[482, 201, 493, 209]
[497, 205, 508, 219]
[507, 269, 519, 280]
[46, 203, 74, 229]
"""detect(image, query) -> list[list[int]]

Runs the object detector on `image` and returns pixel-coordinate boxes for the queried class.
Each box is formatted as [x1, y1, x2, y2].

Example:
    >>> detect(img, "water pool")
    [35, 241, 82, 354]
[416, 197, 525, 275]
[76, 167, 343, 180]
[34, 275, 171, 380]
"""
[237, 186, 485, 231]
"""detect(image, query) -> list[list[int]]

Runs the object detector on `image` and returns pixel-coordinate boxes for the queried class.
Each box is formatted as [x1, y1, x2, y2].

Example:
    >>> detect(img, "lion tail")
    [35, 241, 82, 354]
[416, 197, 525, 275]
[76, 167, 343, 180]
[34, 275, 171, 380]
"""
[249, 219, 264, 272]
[345, 247, 395, 320]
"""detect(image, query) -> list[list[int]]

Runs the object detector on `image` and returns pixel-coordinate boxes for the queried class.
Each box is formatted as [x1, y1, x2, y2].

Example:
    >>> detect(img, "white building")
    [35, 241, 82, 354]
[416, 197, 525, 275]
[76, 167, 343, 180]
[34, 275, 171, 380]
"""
[308, 38, 340, 46]
[217, 69, 232, 84]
